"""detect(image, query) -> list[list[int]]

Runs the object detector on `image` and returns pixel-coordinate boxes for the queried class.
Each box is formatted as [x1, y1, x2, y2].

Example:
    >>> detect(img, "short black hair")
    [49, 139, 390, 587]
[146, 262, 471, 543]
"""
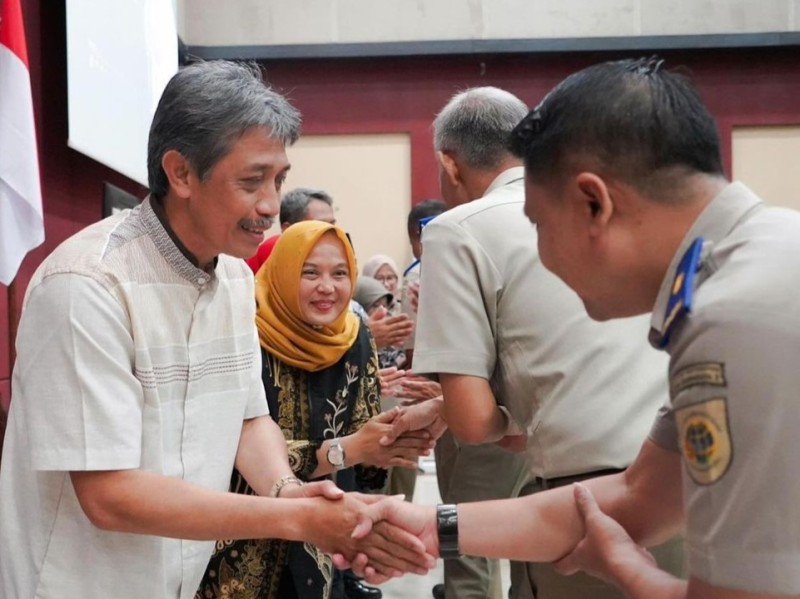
[279, 188, 333, 225]
[408, 199, 447, 236]
[509, 57, 724, 198]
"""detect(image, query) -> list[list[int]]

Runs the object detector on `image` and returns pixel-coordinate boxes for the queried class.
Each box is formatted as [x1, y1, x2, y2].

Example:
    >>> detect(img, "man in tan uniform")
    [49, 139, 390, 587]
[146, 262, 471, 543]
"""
[411, 87, 683, 599]
[355, 56, 799, 599]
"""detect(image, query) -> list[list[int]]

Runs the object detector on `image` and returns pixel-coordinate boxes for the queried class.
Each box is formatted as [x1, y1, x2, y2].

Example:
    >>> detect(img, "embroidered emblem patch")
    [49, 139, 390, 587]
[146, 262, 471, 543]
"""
[675, 397, 732, 485]
[670, 362, 726, 397]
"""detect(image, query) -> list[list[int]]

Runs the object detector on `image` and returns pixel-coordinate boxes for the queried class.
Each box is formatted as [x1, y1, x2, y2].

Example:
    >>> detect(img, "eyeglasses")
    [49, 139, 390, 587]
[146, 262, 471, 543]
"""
[375, 274, 398, 283]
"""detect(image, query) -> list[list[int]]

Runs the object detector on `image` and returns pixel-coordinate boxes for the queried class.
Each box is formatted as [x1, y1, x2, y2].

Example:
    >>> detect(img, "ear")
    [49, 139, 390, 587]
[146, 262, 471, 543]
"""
[161, 150, 193, 199]
[437, 150, 462, 189]
[574, 172, 614, 236]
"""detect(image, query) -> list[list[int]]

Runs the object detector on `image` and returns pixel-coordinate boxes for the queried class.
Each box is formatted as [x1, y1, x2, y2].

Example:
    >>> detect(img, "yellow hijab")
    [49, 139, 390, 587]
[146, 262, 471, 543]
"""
[255, 221, 360, 372]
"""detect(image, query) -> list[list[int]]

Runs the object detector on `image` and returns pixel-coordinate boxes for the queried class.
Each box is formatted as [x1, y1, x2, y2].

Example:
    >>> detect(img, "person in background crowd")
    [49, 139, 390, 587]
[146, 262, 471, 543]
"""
[362, 255, 407, 370]
[354, 276, 395, 319]
[399, 199, 447, 367]
[245, 187, 336, 273]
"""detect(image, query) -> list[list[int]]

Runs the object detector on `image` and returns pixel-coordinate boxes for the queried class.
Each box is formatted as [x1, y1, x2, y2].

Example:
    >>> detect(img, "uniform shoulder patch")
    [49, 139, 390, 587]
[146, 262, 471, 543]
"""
[658, 237, 704, 348]
[670, 362, 726, 397]
[675, 397, 732, 485]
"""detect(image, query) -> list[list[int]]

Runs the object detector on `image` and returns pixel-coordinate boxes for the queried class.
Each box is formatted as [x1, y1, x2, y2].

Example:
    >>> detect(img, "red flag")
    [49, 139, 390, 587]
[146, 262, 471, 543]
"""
[0, 0, 44, 285]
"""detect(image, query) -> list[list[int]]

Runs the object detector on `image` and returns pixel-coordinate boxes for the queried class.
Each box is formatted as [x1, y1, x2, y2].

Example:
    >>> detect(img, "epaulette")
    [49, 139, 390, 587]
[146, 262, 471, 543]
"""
[657, 237, 704, 349]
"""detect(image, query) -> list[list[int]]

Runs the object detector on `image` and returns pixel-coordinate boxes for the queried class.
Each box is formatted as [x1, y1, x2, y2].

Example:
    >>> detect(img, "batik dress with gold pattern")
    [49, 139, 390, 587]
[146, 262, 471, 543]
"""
[196, 324, 385, 599]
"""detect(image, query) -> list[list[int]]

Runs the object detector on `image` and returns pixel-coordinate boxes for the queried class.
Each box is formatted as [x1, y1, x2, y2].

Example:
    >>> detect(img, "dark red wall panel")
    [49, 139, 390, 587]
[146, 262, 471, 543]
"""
[260, 48, 800, 200]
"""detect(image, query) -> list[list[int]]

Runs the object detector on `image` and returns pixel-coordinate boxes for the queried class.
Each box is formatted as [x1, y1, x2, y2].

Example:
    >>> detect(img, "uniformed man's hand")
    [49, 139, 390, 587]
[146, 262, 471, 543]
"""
[553, 484, 656, 585]
[380, 397, 447, 446]
[302, 493, 435, 583]
[398, 375, 442, 404]
[333, 498, 439, 582]
[353, 409, 435, 469]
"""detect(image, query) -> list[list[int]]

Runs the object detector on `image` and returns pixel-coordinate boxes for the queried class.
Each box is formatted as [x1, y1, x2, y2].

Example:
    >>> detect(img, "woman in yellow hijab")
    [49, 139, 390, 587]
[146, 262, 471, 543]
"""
[198, 221, 433, 599]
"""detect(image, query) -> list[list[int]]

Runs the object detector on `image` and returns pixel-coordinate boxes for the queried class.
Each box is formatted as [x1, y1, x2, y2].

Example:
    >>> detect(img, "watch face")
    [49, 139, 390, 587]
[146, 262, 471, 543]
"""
[327, 441, 345, 468]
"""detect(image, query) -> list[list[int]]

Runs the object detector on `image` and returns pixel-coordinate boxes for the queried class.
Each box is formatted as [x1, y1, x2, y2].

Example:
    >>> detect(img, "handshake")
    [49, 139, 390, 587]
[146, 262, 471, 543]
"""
[279, 478, 443, 584]
[281, 391, 451, 584]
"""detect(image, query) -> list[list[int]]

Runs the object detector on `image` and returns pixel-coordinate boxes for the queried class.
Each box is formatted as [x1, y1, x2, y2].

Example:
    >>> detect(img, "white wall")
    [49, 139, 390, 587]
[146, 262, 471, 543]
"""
[178, 0, 800, 46]
[275, 133, 414, 276]
[732, 125, 800, 211]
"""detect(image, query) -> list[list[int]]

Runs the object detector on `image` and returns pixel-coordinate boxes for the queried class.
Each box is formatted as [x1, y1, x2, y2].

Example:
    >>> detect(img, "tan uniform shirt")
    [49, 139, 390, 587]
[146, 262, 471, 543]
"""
[649, 182, 800, 595]
[414, 167, 669, 477]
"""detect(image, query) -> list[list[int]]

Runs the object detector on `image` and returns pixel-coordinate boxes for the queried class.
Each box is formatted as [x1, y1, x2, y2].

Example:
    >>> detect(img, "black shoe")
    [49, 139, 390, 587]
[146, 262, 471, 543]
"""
[432, 583, 445, 599]
[344, 577, 383, 599]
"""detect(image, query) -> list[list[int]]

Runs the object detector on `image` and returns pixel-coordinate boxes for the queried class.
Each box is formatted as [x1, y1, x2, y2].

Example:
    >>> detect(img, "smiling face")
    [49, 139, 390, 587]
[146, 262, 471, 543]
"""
[524, 172, 665, 321]
[170, 126, 291, 267]
[298, 232, 353, 326]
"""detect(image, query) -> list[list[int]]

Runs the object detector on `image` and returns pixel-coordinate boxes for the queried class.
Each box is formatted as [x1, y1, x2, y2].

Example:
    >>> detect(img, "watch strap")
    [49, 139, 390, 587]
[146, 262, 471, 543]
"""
[436, 504, 461, 559]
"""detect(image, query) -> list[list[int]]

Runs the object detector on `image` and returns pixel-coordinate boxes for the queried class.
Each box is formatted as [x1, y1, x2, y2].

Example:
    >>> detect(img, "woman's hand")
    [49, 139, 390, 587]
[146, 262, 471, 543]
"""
[348, 409, 435, 469]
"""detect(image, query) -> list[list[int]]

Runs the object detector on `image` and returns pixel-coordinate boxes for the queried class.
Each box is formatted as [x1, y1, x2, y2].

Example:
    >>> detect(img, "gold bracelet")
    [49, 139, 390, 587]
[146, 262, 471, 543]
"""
[269, 475, 304, 498]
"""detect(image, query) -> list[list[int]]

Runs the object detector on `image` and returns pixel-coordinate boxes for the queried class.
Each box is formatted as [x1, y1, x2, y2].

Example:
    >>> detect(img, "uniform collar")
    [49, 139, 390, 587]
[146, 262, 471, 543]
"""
[649, 182, 763, 348]
[484, 166, 525, 195]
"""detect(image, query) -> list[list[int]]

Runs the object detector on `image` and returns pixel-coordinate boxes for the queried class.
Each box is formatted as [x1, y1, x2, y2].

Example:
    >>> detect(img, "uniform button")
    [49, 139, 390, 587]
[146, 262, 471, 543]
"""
[306, 578, 314, 586]
[197, 276, 207, 285]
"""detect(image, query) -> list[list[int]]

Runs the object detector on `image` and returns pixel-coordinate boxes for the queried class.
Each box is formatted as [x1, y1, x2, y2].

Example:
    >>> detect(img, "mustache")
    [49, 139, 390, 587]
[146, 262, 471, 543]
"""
[240, 217, 275, 230]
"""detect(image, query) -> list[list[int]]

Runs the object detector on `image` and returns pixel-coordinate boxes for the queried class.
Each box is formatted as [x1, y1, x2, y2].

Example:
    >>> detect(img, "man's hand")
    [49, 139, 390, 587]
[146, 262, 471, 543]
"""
[278, 479, 344, 500]
[333, 497, 439, 581]
[554, 484, 656, 585]
[368, 306, 414, 349]
[380, 397, 448, 446]
[352, 409, 435, 469]
[398, 375, 442, 404]
[309, 493, 435, 583]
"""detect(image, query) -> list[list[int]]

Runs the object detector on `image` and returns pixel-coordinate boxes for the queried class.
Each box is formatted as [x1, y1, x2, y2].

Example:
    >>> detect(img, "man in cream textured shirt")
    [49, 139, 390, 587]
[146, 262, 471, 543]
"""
[0, 60, 430, 599]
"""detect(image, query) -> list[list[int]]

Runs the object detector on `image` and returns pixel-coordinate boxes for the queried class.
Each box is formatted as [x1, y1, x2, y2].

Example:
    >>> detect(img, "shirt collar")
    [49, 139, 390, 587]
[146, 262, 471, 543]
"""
[484, 166, 525, 195]
[648, 182, 763, 346]
[141, 196, 218, 286]
[149, 196, 218, 271]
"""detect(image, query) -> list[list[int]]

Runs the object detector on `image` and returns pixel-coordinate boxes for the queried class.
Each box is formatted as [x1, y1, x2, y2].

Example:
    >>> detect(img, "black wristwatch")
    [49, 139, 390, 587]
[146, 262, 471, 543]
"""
[436, 504, 461, 559]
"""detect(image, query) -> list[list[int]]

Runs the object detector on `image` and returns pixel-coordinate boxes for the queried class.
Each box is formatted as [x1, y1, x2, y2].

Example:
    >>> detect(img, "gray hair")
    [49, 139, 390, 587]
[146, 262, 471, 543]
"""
[433, 87, 528, 170]
[280, 187, 334, 225]
[147, 60, 301, 199]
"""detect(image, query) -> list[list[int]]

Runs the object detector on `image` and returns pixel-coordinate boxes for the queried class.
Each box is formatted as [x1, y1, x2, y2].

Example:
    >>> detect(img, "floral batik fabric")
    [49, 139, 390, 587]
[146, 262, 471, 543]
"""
[196, 325, 385, 599]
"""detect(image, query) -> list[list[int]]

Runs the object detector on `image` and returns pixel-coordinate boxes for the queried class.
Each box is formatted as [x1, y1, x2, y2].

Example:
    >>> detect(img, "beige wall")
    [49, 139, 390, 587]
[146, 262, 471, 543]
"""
[275, 133, 414, 277]
[178, 0, 800, 46]
[732, 125, 800, 211]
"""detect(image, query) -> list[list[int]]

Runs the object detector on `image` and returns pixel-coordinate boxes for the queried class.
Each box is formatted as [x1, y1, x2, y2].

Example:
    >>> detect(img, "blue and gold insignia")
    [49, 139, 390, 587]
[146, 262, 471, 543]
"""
[675, 397, 732, 485]
[657, 237, 704, 348]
